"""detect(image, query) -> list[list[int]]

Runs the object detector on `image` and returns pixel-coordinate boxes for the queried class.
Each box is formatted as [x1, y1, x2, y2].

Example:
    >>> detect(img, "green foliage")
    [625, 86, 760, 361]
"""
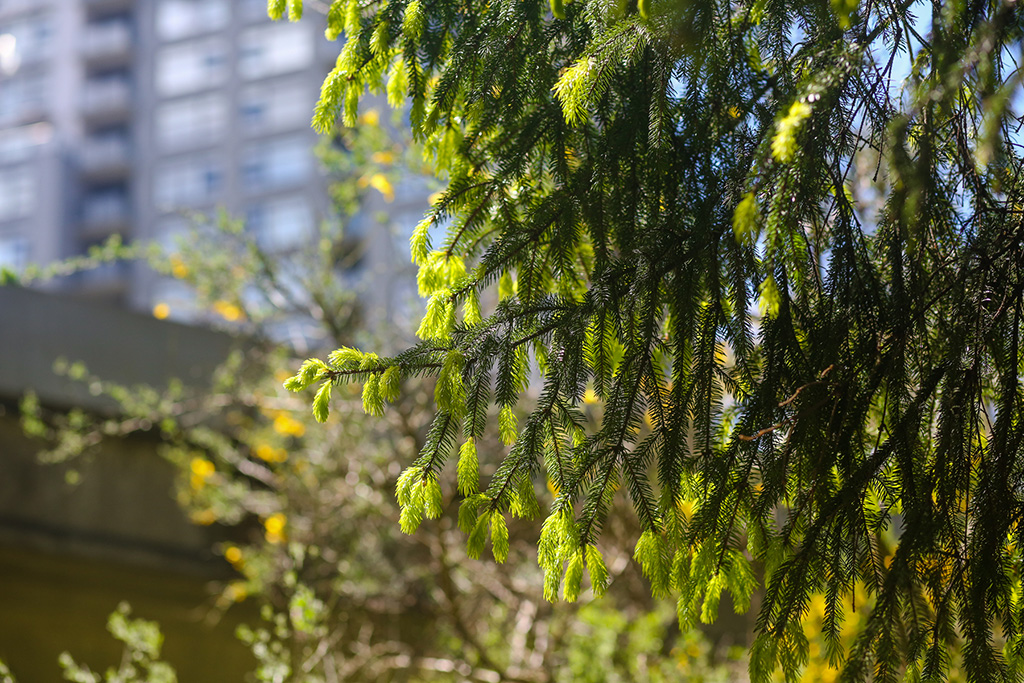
[0, 659, 15, 683]
[311, 380, 332, 423]
[456, 436, 479, 495]
[585, 545, 610, 597]
[289, 0, 1024, 679]
[556, 601, 744, 683]
[13, 108, 747, 683]
[0, 233, 154, 287]
[58, 603, 177, 683]
[267, 0, 286, 20]
[490, 511, 510, 562]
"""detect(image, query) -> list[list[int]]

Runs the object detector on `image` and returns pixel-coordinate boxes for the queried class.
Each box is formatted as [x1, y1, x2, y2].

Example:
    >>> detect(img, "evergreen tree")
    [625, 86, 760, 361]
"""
[16, 121, 739, 682]
[282, 0, 1024, 678]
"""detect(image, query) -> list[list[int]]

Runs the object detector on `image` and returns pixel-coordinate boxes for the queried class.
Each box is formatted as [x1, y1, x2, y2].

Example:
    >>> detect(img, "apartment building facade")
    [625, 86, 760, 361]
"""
[0, 0, 358, 308]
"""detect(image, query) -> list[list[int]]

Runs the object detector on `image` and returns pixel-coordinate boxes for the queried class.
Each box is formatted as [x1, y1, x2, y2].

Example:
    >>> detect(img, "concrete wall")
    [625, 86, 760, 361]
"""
[0, 286, 235, 412]
[0, 287, 254, 680]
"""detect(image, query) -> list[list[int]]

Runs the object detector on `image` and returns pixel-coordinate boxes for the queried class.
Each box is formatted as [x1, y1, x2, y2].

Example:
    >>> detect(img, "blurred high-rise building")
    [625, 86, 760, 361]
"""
[0, 0, 422, 317]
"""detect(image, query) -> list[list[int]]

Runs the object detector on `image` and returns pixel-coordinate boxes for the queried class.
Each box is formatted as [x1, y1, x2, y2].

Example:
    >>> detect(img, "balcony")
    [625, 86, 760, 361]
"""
[65, 260, 132, 300]
[80, 192, 130, 238]
[80, 79, 132, 125]
[81, 0, 134, 17]
[0, 0, 39, 19]
[79, 135, 131, 181]
[80, 21, 133, 68]
[0, 101, 49, 128]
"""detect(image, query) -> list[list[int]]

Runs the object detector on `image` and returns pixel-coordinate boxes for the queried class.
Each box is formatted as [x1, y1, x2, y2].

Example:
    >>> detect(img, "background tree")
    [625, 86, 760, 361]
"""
[280, 0, 1024, 680]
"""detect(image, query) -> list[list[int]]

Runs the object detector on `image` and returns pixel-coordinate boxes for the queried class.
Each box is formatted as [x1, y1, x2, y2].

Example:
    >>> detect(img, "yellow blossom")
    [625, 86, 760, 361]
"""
[190, 457, 215, 490]
[224, 545, 243, 565]
[369, 173, 395, 202]
[273, 413, 306, 437]
[191, 457, 215, 477]
[224, 581, 248, 602]
[264, 512, 287, 543]
[264, 513, 286, 534]
[371, 150, 395, 164]
[359, 109, 380, 127]
[254, 443, 287, 463]
[169, 254, 189, 279]
[192, 509, 217, 525]
[213, 300, 243, 321]
[152, 303, 170, 320]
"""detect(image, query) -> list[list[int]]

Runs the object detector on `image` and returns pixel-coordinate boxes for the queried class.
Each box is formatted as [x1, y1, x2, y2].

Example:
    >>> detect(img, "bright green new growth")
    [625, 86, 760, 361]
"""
[435, 350, 466, 416]
[732, 192, 759, 244]
[497, 404, 518, 446]
[286, 0, 1024, 679]
[490, 512, 509, 562]
[770, 99, 813, 163]
[266, 0, 286, 20]
[267, 0, 307, 23]
[311, 381, 332, 423]
[396, 466, 444, 534]
[456, 437, 479, 495]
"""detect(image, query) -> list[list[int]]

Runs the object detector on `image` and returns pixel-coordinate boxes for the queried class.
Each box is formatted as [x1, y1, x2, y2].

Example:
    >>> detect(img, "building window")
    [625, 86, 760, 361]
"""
[81, 187, 129, 225]
[245, 196, 313, 250]
[0, 71, 47, 123]
[154, 156, 223, 209]
[156, 0, 229, 41]
[238, 23, 313, 80]
[156, 93, 228, 149]
[81, 17, 132, 59]
[0, 166, 34, 221]
[241, 136, 310, 191]
[155, 216, 190, 249]
[155, 38, 228, 96]
[0, 12, 53, 70]
[0, 122, 48, 164]
[0, 234, 29, 269]
[239, 101, 263, 127]
[238, 0, 273, 20]
[238, 82, 312, 133]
